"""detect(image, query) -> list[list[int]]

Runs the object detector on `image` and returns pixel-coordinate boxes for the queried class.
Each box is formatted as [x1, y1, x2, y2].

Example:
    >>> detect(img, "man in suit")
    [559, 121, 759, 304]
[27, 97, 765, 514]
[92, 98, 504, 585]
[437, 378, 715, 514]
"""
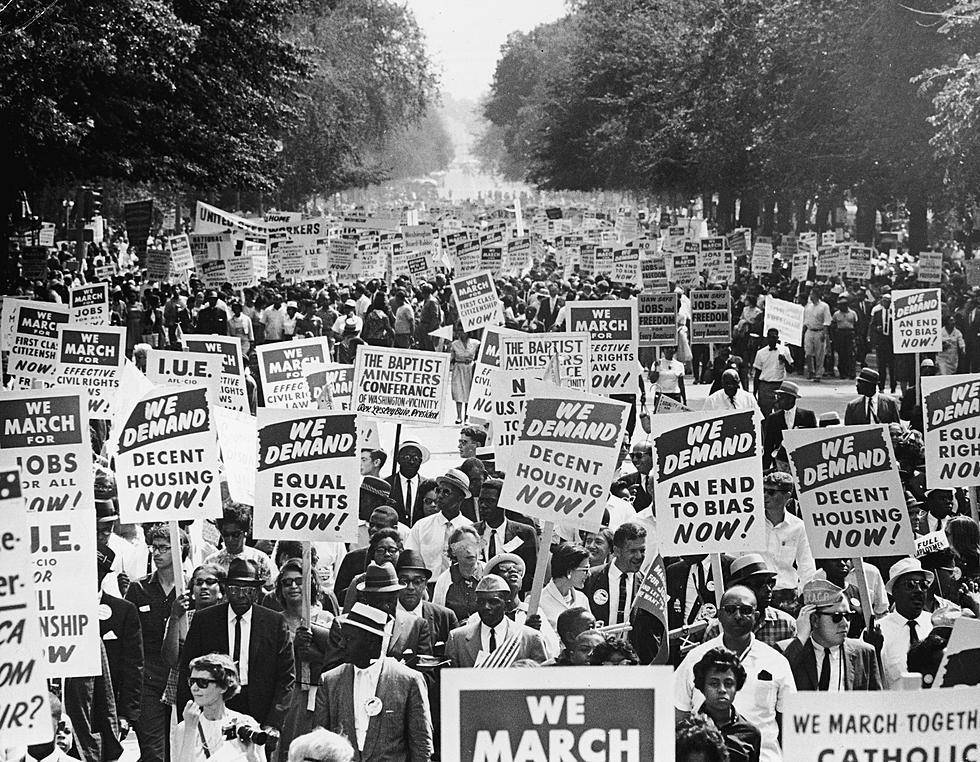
[666, 554, 733, 663]
[178, 558, 294, 726]
[445, 575, 548, 667]
[782, 580, 882, 691]
[472, 478, 537, 593]
[844, 368, 900, 425]
[622, 442, 653, 513]
[314, 602, 433, 762]
[762, 381, 816, 471]
[395, 551, 458, 655]
[386, 441, 429, 525]
[960, 288, 980, 372]
[582, 522, 665, 664]
[334, 504, 401, 603]
[868, 289, 896, 392]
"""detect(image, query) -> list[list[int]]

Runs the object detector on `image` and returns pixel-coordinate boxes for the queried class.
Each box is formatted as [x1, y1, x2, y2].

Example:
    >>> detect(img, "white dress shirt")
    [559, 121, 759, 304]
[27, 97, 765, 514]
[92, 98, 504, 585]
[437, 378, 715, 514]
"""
[480, 617, 511, 654]
[396, 600, 424, 619]
[811, 639, 844, 692]
[754, 511, 816, 592]
[703, 387, 761, 413]
[405, 512, 473, 579]
[784, 406, 796, 430]
[607, 563, 636, 626]
[352, 657, 384, 750]
[399, 473, 421, 514]
[879, 610, 933, 689]
[227, 606, 253, 685]
[481, 518, 508, 560]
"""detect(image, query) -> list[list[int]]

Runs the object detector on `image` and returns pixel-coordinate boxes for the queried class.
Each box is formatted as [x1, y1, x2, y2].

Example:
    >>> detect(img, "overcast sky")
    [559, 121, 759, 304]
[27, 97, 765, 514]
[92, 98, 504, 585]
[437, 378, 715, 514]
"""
[404, 0, 568, 100]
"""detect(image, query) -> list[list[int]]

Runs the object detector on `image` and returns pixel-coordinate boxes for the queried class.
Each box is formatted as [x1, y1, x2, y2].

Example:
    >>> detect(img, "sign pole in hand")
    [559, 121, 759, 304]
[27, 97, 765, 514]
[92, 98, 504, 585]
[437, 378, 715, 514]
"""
[851, 556, 874, 633]
[710, 553, 725, 611]
[390, 423, 402, 480]
[300, 541, 313, 696]
[169, 520, 187, 639]
[970, 487, 979, 524]
[526, 521, 554, 619]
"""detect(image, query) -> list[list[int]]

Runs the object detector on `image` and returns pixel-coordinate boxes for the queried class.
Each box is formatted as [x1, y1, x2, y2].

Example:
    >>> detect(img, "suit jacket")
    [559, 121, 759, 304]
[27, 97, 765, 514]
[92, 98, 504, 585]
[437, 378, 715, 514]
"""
[843, 395, 900, 425]
[314, 658, 433, 762]
[762, 407, 817, 469]
[322, 611, 432, 671]
[386, 473, 424, 526]
[473, 519, 538, 594]
[98, 592, 144, 722]
[665, 556, 734, 631]
[444, 617, 547, 668]
[583, 563, 665, 665]
[335, 547, 370, 603]
[177, 602, 294, 726]
[622, 471, 652, 513]
[421, 601, 458, 655]
[783, 637, 882, 691]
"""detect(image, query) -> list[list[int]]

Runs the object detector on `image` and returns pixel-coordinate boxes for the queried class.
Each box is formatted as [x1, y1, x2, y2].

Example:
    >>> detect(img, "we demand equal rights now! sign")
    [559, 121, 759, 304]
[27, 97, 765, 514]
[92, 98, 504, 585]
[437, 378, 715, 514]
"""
[921, 373, 980, 488]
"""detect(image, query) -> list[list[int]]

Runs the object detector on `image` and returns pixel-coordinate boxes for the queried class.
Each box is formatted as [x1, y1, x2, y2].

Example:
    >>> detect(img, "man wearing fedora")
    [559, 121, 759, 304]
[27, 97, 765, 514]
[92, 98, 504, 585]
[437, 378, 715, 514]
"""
[314, 602, 433, 762]
[445, 575, 548, 668]
[178, 558, 294, 726]
[844, 368, 900, 425]
[702, 554, 796, 648]
[877, 558, 935, 689]
[761, 381, 816, 471]
[334, 480, 405, 602]
[781, 580, 882, 691]
[395, 551, 458, 654]
[386, 441, 430, 525]
[405, 469, 474, 580]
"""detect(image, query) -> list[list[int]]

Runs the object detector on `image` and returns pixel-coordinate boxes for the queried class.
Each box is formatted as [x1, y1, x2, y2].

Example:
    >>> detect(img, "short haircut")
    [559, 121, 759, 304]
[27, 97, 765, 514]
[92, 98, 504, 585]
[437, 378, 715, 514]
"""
[144, 524, 189, 554]
[675, 716, 730, 762]
[551, 543, 590, 579]
[692, 646, 747, 692]
[459, 426, 487, 446]
[589, 636, 638, 665]
[216, 503, 252, 531]
[368, 528, 402, 553]
[481, 477, 503, 494]
[189, 653, 241, 701]
[612, 521, 647, 549]
[364, 448, 387, 467]
[287, 728, 354, 762]
[369, 505, 399, 526]
[556, 606, 593, 643]
[459, 456, 487, 477]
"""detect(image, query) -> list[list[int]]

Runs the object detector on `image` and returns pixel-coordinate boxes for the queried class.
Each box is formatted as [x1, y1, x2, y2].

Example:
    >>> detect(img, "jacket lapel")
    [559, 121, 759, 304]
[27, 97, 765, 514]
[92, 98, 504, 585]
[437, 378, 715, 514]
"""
[802, 641, 819, 690]
[361, 660, 387, 759]
[338, 665, 357, 756]
[465, 620, 483, 664]
[844, 641, 860, 689]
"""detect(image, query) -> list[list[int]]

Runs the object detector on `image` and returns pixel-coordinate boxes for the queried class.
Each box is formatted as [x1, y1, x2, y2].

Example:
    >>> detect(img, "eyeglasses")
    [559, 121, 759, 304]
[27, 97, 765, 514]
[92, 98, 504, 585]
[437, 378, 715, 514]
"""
[422, 496, 439, 505]
[193, 578, 219, 587]
[399, 576, 428, 587]
[722, 604, 756, 618]
[150, 545, 171, 554]
[280, 578, 304, 588]
[902, 579, 930, 592]
[628, 452, 647, 461]
[818, 612, 852, 623]
[187, 677, 217, 689]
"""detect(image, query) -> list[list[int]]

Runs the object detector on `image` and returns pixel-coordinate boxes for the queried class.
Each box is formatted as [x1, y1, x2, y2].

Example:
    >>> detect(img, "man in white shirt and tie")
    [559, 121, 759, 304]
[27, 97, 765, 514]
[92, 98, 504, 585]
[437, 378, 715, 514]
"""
[877, 558, 934, 689]
[703, 369, 761, 414]
[386, 441, 430, 525]
[405, 469, 473, 580]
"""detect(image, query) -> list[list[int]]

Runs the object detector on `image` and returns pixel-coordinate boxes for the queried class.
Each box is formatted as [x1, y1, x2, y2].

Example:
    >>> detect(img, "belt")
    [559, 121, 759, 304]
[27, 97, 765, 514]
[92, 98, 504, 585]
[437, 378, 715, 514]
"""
[805, 326, 825, 331]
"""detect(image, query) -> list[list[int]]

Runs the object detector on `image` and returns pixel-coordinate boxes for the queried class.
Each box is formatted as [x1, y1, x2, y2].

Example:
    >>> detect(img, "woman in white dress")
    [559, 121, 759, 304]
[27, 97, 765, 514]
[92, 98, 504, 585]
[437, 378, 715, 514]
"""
[539, 544, 592, 631]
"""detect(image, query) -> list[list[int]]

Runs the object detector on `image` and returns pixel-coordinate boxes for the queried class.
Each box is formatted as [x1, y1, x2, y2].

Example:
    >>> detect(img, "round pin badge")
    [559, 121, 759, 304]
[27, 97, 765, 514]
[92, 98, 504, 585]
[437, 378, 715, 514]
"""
[98, 604, 112, 621]
[365, 697, 383, 717]
[593, 589, 608, 606]
[705, 580, 716, 592]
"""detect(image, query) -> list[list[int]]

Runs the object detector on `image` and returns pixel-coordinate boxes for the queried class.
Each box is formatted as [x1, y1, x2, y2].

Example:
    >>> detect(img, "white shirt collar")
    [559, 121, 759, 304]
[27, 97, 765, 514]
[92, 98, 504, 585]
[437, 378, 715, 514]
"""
[354, 657, 385, 679]
[228, 606, 252, 624]
[396, 600, 424, 618]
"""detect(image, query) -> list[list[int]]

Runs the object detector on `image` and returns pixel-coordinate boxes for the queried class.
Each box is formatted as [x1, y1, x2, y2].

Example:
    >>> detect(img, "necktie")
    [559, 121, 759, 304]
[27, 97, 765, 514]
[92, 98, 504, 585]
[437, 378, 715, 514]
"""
[617, 572, 629, 625]
[443, 521, 453, 565]
[868, 398, 878, 423]
[883, 310, 890, 336]
[908, 620, 919, 647]
[489, 627, 497, 652]
[728, 395, 737, 409]
[404, 478, 413, 519]
[489, 529, 498, 559]
[818, 647, 831, 691]
[233, 615, 242, 664]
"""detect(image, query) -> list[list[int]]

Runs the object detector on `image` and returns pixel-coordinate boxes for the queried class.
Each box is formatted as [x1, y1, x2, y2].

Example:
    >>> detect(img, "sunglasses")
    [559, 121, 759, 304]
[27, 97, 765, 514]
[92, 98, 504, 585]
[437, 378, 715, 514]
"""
[280, 578, 304, 588]
[818, 611, 852, 623]
[722, 604, 756, 617]
[187, 677, 217, 689]
[902, 579, 930, 592]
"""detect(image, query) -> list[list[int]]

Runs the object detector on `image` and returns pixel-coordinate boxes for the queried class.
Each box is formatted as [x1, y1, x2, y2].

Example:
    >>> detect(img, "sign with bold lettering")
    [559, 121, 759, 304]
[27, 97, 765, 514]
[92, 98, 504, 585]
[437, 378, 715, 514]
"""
[763, 295, 804, 348]
[351, 346, 449, 425]
[649, 409, 764, 554]
[441, 666, 673, 762]
[253, 409, 358, 542]
[891, 288, 941, 354]
[115, 385, 222, 523]
[180, 335, 250, 412]
[69, 283, 109, 326]
[304, 363, 355, 410]
[637, 293, 678, 348]
[784, 425, 913, 558]
[54, 325, 125, 419]
[921, 373, 980, 488]
[499, 333, 592, 393]
[451, 271, 501, 332]
[256, 337, 331, 409]
[567, 300, 638, 396]
[146, 348, 223, 405]
[690, 290, 731, 344]
[847, 245, 873, 280]
[8, 302, 71, 381]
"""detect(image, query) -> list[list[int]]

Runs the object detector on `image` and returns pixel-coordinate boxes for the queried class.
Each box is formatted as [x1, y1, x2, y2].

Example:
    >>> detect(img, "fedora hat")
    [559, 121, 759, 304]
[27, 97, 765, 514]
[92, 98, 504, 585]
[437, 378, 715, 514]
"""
[395, 550, 432, 580]
[857, 368, 880, 385]
[729, 553, 777, 585]
[338, 602, 389, 639]
[437, 468, 471, 499]
[226, 558, 263, 587]
[774, 380, 800, 398]
[356, 561, 405, 593]
[885, 557, 934, 595]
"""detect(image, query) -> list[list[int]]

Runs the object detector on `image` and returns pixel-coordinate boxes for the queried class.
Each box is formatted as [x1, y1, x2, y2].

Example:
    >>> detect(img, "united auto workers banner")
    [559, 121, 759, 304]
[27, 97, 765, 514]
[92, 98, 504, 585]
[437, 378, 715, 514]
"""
[115, 385, 222, 524]
[636, 293, 677, 348]
[649, 409, 765, 555]
[9, 302, 71, 381]
[54, 325, 125, 420]
[452, 270, 501, 332]
[256, 336, 330, 409]
[182, 334, 250, 412]
[691, 290, 732, 344]
[351, 346, 449, 425]
[253, 409, 359, 542]
[441, 666, 673, 762]
[891, 288, 942, 353]
[69, 282, 109, 325]
[921, 373, 980, 488]
[784, 425, 913, 558]
[568, 300, 639, 395]
[499, 332, 591, 393]
[499, 380, 628, 530]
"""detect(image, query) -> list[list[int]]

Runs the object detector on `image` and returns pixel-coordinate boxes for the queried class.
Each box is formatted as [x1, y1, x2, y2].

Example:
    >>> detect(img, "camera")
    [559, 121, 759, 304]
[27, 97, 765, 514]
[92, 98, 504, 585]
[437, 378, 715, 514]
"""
[222, 722, 280, 749]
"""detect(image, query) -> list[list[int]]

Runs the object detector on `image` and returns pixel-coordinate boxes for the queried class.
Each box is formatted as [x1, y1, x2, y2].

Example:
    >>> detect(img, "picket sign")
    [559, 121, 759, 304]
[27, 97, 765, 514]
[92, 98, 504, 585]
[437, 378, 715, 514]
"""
[710, 554, 724, 610]
[525, 522, 555, 619]
[169, 521, 187, 638]
[851, 556, 874, 633]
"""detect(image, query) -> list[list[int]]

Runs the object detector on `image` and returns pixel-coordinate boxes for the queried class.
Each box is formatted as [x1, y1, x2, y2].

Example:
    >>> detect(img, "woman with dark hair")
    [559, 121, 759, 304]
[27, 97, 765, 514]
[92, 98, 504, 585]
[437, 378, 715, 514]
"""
[361, 291, 394, 347]
[416, 478, 440, 520]
[172, 653, 264, 762]
[539, 544, 591, 630]
[947, 515, 980, 585]
[275, 559, 334, 633]
[341, 528, 403, 611]
[691, 647, 761, 762]
[589, 636, 638, 666]
[676, 715, 731, 762]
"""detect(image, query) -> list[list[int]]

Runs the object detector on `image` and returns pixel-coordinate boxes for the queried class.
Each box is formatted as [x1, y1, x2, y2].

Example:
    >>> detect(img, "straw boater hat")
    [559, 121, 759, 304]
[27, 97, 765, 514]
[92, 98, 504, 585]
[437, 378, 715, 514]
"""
[437, 468, 471, 499]
[773, 380, 800, 399]
[360, 476, 392, 501]
[339, 602, 389, 639]
[398, 440, 431, 463]
[729, 554, 777, 586]
[485, 553, 526, 577]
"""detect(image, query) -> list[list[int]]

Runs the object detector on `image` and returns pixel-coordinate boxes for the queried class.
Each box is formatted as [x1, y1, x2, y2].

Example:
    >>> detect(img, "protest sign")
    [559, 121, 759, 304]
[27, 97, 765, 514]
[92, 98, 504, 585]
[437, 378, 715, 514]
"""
[933, 617, 980, 688]
[145, 247, 170, 281]
[816, 246, 841, 278]
[441, 666, 673, 762]
[451, 271, 501, 332]
[654, 393, 693, 414]
[763, 295, 804, 347]
[670, 251, 698, 288]
[567, 300, 639, 395]
[649, 409, 764, 554]
[115, 385, 222, 524]
[846, 245, 873, 280]
[213, 407, 256, 507]
[467, 363, 496, 424]
[253, 409, 359, 542]
[690, 290, 731, 344]
[181, 334, 250, 412]
[256, 337, 331, 409]
[304, 363, 355, 410]
[914, 529, 949, 558]
[966, 259, 980, 287]
[640, 253, 668, 291]
[499, 380, 628, 530]
[69, 282, 109, 325]
[751, 236, 773, 273]
[146, 348, 223, 406]
[478, 326, 521, 368]
[167, 234, 193, 276]
[791, 247, 811, 282]
[891, 288, 942, 353]
[54, 325, 125, 419]
[921, 373, 980, 487]
[637, 293, 678, 348]
[2, 298, 35, 352]
[0, 467, 53, 745]
[499, 333, 591, 393]
[351, 346, 449, 425]
[21, 247, 49, 280]
[124, 199, 154, 258]
[8, 302, 71, 381]
[784, 425, 913, 557]
[782, 687, 980, 762]
[486, 368, 532, 473]
[916, 251, 943, 284]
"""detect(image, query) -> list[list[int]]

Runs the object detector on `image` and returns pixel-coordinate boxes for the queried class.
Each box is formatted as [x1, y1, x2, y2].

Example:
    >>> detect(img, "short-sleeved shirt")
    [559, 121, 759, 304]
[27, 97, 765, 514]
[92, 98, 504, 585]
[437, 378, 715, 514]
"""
[753, 345, 792, 382]
[832, 308, 857, 330]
